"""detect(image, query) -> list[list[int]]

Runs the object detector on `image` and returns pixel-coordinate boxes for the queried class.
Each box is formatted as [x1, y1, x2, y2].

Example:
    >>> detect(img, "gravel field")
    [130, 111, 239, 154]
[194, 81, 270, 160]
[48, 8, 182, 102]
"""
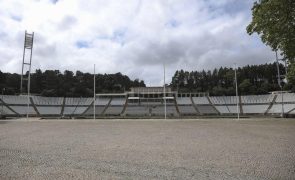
[0, 118, 295, 179]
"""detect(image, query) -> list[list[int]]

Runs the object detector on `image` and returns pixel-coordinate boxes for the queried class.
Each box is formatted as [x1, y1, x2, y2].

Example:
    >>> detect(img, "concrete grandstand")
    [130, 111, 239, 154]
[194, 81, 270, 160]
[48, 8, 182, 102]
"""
[1, 87, 294, 118]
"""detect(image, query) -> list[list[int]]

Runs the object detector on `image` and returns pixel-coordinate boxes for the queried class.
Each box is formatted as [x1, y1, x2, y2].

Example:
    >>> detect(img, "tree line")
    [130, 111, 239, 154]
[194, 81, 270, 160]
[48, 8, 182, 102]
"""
[0, 62, 293, 97]
[170, 63, 293, 96]
[0, 70, 145, 97]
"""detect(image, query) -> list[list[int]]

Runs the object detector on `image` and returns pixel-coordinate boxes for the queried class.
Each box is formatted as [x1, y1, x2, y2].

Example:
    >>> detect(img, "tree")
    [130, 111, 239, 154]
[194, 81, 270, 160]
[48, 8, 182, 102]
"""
[31, 69, 44, 94]
[212, 86, 226, 96]
[170, 63, 287, 95]
[247, 0, 295, 61]
[287, 62, 295, 91]
[239, 79, 253, 95]
[0, 71, 6, 90]
[247, 0, 295, 91]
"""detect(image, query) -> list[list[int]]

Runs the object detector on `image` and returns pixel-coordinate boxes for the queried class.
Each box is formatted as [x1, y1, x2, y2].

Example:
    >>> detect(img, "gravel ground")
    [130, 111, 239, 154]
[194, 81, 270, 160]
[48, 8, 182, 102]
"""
[0, 118, 295, 179]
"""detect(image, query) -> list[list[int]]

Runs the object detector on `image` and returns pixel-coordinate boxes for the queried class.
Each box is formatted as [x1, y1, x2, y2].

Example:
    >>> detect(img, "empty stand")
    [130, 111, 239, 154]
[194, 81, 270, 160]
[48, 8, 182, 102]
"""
[95, 97, 111, 105]
[110, 98, 126, 105]
[195, 105, 219, 114]
[0, 106, 17, 115]
[243, 105, 269, 114]
[177, 97, 192, 105]
[104, 106, 124, 115]
[1, 95, 36, 115]
[1, 95, 29, 105]
[241, 94, 275, 104]
[275, 93, 295, 103]
[151, 105, 178, 116]
[63, 97, 92, 116]
[32, 96, 63, 116]
[176, 97, 197, 115]
[192, 97, 210, 104]
[214, 106, 230, 114]
[268, 104, 295, 114]
[124, 105, 150, 116]
[241, 95, 275, 114]
[192, 97, 218, 114]
[104, 97, 126, 115]
[84, 106, 106, 116]
[1, 93, 294, 117]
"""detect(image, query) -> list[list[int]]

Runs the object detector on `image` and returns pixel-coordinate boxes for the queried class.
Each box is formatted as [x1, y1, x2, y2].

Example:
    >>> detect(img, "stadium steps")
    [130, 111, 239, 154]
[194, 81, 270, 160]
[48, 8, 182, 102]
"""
[31, 97, 63, 116]
[120, 97, 128, 116]
[81, 100, 94, 116]
[150, 105, 177, 116]
[2, 95, 37, 116]
[209, 96, 231, 114]
[2, 93, 295, 117]
[176, 97, 198, 115]
[206, 96, 221, 115]
[222, 97, 232, 114]
[239, 96, 243, 115]
[264, 94, 278, 115]
[124, 105, 150, 116]
[71, 98, 85, 116]
[0, 98, 19, 116]
[63, 97, 91, 117]
[190, 96, 201, 114]
[101, 97, 113, 115]
[30, 97, 40, 116]
[173, 97, 180, 116]
[287, 107, 295, 114]
[60, 97, 66, 116]
[191, 96, 220, 115]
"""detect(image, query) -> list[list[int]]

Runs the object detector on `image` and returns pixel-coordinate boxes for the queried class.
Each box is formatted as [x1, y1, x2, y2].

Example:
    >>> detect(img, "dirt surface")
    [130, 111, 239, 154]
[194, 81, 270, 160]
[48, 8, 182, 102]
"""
[0, 118, 295, 179]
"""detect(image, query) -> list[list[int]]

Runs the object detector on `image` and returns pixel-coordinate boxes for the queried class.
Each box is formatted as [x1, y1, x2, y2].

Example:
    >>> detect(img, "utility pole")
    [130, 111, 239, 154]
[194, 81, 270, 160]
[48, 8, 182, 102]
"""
[164, 63, 166, 119]
[234, 63, 239, 120]
[1, 88, 4, 115]
[94, 64, 96, 120]
[276, 51, 284, 117]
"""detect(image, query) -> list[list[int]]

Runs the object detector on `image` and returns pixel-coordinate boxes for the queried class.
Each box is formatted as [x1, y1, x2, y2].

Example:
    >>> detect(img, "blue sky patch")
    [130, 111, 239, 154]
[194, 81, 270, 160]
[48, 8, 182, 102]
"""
[96, 28, 127, 46]
[11, 15, 22, 22]
[166, 19, 180, 28]
[112, 29, 126, 45]
[50, 0, 59, 4]
[76, 41, 90, 48]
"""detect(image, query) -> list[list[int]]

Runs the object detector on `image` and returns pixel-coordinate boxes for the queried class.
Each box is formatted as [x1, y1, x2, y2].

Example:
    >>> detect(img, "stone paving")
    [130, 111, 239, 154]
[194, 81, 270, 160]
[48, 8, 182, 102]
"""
[0, 118, 295, 179]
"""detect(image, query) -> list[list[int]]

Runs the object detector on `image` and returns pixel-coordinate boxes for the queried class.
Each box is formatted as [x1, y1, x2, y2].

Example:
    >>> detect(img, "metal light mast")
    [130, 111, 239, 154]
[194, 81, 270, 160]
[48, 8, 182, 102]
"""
[275, 51, 285, 117]
[164, 63, 166, 119]
[234, 63, 240, 120]
[94, 64, 96, 120]
[20, 30, 34, 119]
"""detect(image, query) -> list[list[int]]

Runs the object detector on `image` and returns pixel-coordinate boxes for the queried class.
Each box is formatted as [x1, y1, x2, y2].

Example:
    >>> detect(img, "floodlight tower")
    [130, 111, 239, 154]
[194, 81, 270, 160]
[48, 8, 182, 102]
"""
[20, 30, 34, 118]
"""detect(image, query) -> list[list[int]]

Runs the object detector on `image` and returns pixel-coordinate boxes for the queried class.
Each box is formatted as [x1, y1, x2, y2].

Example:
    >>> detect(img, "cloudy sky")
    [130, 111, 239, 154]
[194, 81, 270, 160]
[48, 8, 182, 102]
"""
[0, 0, 275, 85]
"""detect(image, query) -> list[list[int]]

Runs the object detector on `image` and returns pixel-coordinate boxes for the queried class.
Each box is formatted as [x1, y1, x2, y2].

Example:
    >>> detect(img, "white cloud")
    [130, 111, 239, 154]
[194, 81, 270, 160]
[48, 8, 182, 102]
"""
[0, 0, 274, 85]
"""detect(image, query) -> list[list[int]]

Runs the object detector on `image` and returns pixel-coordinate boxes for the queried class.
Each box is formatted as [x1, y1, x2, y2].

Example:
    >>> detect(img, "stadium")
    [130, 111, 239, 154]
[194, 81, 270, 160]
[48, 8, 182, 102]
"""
[1, 87, 295, 179]
[1, 87, 295, 118]
[1, 0, 295, 179]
